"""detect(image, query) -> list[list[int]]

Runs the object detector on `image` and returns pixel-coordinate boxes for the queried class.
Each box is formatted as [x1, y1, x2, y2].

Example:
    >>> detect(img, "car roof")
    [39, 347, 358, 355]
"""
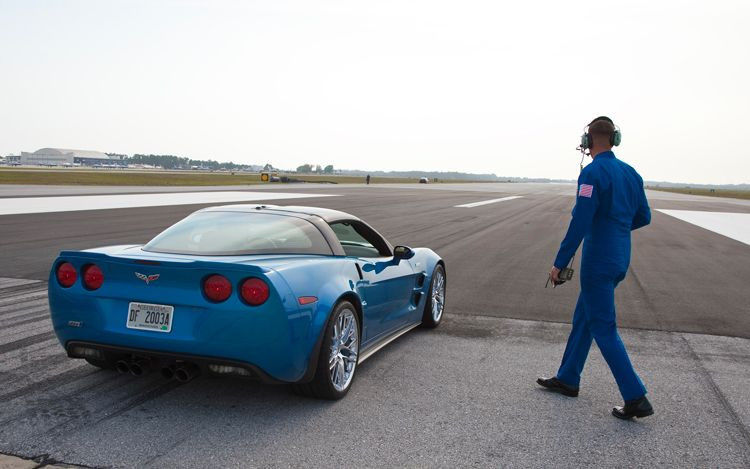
[199, 204, 360, 223]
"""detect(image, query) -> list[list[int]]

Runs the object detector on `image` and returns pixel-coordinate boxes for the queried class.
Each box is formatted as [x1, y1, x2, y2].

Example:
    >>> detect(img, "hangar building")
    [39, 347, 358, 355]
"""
[17, 148, 125, 166]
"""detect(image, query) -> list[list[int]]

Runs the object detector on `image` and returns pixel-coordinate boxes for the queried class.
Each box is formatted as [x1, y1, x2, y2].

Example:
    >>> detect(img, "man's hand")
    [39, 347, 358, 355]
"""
[549, 266, 561, 284]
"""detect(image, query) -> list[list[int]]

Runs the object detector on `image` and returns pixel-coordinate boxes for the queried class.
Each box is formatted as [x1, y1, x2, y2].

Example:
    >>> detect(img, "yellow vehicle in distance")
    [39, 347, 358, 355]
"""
[260, 172, 280, 182]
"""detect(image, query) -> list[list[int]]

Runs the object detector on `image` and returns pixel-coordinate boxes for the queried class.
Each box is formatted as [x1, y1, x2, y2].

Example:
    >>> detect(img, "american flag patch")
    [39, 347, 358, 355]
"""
[578, 184, 594, 198]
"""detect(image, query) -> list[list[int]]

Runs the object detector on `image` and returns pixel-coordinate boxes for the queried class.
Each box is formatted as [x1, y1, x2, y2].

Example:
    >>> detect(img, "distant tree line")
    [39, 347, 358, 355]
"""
[105, 152, 127, 160]
[122, 154, 274, 171]
[105, 152, 560, 182]
[296, 164, 334, 174]
[645, 181, 750, 190]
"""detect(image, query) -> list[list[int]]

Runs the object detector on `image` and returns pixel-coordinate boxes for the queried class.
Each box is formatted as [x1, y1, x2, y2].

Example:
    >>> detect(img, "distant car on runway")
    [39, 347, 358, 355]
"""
[419, 177, 429, 183]
[48, 205, 446, 399]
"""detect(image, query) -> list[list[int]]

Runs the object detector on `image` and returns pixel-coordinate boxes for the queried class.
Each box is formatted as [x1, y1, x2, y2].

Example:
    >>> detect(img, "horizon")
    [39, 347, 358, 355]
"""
[1, 1, 748, 185]
[3, 149, 749, 187]
[4, 153, 749, 188]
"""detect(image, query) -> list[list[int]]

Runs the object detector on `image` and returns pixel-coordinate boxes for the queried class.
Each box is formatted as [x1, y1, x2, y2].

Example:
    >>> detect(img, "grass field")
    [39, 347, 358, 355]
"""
[0, 168, 465, 186]
[648, 186, 750, 200]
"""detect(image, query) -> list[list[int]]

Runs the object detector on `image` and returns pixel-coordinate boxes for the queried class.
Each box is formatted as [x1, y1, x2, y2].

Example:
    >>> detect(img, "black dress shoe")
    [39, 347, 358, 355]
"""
[612, 396, 654, 419]
[536, 376, 579, 397]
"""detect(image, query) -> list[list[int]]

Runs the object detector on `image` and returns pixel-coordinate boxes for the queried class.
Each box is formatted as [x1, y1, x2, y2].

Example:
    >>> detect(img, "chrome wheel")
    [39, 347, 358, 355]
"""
[431, 269, 446, 322]
[329, 308, 359, 392]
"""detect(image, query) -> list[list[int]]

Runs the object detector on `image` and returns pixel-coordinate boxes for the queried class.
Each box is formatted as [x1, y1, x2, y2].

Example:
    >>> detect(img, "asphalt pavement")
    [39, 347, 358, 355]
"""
[1, 183, 749, 468]
[2, 183, 748, 337]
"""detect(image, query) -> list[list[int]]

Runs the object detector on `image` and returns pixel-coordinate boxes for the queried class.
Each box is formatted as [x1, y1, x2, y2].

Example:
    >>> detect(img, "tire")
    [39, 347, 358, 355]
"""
[421, 264, 446, 329]
[292, 300, 360, 400]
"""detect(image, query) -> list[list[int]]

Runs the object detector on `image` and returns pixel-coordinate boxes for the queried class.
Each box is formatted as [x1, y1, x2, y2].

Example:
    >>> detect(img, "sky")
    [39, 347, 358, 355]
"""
[1, 0, 748, 184]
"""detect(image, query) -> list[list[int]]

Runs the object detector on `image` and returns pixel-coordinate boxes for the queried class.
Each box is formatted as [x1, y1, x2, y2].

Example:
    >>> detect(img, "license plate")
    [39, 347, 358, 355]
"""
[127, 302, 174, 333]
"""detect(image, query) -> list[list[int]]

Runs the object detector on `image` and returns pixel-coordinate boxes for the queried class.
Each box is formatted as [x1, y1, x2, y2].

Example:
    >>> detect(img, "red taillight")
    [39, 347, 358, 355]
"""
[56, 262, 77, 288]
[82, 264, 104, 290]
[240, 277, 270, 306]
[204, 274, 232, 302]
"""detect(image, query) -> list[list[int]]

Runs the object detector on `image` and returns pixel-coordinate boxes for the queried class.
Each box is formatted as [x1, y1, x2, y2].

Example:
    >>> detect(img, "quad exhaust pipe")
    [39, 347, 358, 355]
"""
[161, 363, 200, 383]
[161, 364, 176, 380]
[129, 359, 149, 376]
[115, 359, 150, 376]
[117, 359, 199, 383]
[174, 363, 199, 383]
[115, 360, 130, 374]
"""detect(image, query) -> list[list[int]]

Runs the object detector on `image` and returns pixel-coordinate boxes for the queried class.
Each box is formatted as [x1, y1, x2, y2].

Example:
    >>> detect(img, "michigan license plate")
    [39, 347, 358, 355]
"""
[127, 302, 174, 333]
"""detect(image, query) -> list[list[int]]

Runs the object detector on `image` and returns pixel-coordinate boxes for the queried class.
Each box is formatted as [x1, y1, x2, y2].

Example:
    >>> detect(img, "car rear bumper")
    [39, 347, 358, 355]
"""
[66, 340, 283, 383]
[49, 290, 323, 383]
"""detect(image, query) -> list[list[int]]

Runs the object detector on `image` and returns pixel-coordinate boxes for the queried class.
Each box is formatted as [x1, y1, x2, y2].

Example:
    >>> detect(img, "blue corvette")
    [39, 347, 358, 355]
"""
[48, 205, 446, 399]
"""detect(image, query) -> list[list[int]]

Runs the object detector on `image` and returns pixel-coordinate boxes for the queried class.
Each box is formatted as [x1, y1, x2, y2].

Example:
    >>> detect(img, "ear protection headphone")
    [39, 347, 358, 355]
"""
[579, 116, 621, 149]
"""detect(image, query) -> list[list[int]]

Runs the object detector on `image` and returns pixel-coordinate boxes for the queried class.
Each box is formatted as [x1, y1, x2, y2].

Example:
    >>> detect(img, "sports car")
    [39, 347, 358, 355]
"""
[48, 204, 446, 399]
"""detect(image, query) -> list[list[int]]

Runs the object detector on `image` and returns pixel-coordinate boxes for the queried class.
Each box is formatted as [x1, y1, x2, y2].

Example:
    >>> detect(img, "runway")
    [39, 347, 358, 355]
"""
[2, 183, 748, 337]
[1, 183, 749, 468]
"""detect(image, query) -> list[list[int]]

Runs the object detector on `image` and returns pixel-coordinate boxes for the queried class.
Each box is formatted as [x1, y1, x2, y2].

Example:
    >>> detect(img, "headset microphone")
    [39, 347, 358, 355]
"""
[578, 148, 586, 172]
[576, 140, 589, 172]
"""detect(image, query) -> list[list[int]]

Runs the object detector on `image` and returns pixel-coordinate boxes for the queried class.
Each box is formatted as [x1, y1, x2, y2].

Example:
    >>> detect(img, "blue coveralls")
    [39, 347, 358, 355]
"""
[553, 150, 651, 401]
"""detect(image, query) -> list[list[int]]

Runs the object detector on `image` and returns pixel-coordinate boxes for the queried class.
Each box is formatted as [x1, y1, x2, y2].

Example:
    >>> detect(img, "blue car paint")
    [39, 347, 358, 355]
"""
[357, 256, 416, 341]
[49, 249, 311, 381]
[48, 244, 443, 382]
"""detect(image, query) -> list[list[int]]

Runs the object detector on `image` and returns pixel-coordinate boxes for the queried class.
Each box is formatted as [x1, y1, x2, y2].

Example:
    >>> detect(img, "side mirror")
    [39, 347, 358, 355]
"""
[393, 245, 414, 260]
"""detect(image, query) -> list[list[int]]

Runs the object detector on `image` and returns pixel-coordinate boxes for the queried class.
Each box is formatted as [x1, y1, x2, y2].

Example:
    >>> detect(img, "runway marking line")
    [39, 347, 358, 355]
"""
[454, 196, 523, 208]
[656, 209, 750, 246]
[0, 191, 339, 216]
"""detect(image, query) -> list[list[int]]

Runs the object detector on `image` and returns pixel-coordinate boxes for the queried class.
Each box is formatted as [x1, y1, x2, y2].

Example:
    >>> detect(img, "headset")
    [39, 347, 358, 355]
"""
[579, 115, 621, 151]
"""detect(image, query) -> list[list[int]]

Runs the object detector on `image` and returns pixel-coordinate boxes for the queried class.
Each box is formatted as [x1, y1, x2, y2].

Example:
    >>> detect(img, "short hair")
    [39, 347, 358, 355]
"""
[588, 117, 615, 140]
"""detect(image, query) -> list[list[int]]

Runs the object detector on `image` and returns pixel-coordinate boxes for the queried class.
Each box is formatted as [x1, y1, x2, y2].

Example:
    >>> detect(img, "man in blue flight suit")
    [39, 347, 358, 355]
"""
[537, 116, 654, 419]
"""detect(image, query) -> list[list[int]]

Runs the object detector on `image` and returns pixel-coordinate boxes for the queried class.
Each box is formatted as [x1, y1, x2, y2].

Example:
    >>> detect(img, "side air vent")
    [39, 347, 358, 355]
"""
[415, 273, 426, 288]
[413, 292, 423, 305]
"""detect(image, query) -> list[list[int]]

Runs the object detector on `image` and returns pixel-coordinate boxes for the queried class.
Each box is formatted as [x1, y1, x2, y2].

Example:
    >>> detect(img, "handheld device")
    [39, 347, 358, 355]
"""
[545, 264, 574, 288]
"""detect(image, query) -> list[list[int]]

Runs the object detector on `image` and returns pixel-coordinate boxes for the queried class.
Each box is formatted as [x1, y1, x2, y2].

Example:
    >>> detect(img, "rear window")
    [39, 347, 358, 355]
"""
[143, 211, 332, 256]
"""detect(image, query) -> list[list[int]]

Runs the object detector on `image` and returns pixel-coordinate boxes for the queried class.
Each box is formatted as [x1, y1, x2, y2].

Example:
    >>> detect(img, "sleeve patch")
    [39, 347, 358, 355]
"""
[578, 184, 594, 198]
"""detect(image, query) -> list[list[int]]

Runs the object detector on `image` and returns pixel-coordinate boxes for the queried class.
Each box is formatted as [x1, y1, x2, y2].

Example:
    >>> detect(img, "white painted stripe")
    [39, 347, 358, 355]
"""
[657, 209, 750, 246]
[0, 191, 338, 216]
[454, 196, 523, 208]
